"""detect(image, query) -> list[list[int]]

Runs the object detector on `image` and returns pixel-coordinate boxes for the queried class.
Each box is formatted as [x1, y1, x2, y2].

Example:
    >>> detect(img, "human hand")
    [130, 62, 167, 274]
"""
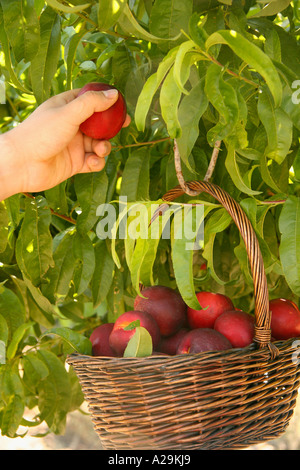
[0, 88, 130, 199]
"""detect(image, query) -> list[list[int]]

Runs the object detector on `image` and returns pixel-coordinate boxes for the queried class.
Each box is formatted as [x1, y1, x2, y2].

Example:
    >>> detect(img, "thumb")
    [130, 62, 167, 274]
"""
[64, 89, 119, 127]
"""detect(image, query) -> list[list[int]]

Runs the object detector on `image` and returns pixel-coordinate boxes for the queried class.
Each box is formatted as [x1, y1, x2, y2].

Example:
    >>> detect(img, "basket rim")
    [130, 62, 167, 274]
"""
[66, 337, 300, 367]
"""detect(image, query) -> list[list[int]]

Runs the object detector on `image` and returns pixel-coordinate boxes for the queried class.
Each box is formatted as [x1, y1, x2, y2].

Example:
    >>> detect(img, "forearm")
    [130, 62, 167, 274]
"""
[0, 130, 25, 201]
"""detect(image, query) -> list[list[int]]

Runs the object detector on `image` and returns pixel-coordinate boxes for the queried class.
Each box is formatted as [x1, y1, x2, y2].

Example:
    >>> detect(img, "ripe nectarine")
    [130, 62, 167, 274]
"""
[177, 328, 232, 354]
[78, 82, 127, 140]
[159, 328, 189, 355]
[187, 291, 234, 329]
[269, 298, 300, 340]
[134, 286, 187, 337]
[214, 310, 255, 348]
[109, 310, 161, 356]
[90, 323, 117, 357]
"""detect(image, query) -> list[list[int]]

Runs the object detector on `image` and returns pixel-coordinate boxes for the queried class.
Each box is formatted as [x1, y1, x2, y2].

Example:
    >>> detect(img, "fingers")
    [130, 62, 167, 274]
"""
[123, 114, 131, 128]
[63, 89, 120, 127]
[78, 139, 111, 174]
[82, 154, 107, 173]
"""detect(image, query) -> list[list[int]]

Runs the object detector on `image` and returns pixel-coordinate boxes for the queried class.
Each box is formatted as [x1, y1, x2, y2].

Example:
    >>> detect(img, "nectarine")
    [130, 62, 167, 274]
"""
[187, 291, 234, 329]
[134, 286, 187, 337]
[78, 82, 127, 140]
[177, 328, 232, 354]
[109, 310, 160, 356]
[159, 328, 189, 355]
[90, 323, 117, 357]
[214, 310, 255, 348]
[269, 298, 300, 340]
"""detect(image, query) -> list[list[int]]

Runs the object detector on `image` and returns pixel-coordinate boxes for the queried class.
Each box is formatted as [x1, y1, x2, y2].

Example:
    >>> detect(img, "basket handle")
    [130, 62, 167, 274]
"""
[162, 180, 279, 358]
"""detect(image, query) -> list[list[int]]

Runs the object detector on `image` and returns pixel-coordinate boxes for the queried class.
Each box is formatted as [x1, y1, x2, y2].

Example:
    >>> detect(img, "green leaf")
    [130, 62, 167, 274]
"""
[189, 12, 209, 49]
[74, 170, 108, 234]
[41, 327, 92, 355]
[120, 147, 150, 202]
[171, 204, 206, 309]
[37, 349, 71, 434]
[0, 365, 24, 400]
[42, 228, 76, 304]
[134, 46, 179, 132]
[72, 232, 95, 297]
[30, 6, 61, 103]
[225, 144, 261, 195]
[206, 29, 282, 107]
[124, 320, 141, 331]
[202, 208, 233, 285]
[0, 0, 40, 63]
[0, 286, 26, 340]
[46, 0, 91, 13]
[0, 314, 8, 347]
[0, 200, 9, 254]
[205, 63, 239, 145]
[123, 326, 153, 357]
[137, 202, 171, 287]
[22, 352, 49, 392]
[173, 40, 196, 94]
[279, 196, 300, 296]
[6, 322, 34, 361]
[249, 0, 291, 17]
[118, 3, 177, 43]
[0, 395, 24, 437]
[98, 0, 127, 31]
[160, 65, 182, 139]
[64, 29, 88, 90]
[16, 196, 54, 287]
[149, 0, 192, 50]
[176, 77, 208, 170]
[281, 85, 300, 131]
[0, 6, 30, 93]
[257, 86, 293, 164]
[92, 241, 115, 308]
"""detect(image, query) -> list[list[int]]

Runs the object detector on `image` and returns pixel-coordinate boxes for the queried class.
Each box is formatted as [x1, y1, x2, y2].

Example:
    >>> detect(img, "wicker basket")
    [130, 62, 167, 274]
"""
[67, 180, 300, 450]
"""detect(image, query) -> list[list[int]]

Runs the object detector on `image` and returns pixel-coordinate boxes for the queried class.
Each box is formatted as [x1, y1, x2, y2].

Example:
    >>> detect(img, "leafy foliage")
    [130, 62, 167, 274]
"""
[0, 0, 300, 437]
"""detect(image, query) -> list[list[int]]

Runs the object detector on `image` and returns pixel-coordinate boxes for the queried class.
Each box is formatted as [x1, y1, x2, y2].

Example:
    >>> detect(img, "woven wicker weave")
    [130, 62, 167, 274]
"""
[67, 181, 300, 450]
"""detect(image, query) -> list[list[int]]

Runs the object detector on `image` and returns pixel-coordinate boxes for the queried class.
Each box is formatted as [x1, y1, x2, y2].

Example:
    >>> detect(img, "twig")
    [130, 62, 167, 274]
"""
[203, 140, 222, 181]
[173, 139, 200, 196]
[173, 139, 222, 194]
[22, 192, 76, 225]
[112, 137, 171, 152]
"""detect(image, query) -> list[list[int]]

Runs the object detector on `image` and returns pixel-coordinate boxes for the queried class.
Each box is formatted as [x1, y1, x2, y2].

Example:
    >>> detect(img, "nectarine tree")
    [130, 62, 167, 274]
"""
[0, 0, 300, 440]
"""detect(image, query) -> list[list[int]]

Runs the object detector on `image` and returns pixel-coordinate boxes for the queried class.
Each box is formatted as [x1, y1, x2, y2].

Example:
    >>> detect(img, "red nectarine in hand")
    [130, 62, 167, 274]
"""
[78, 82, 127, 140]
[187, 291, 234, 329]
[177, 328, 232, 354]
[214, 310, 255, 348]
[134, 285, 187, 337]
[269, 298, 300, 340]
[90, 323, 117, 357]
[109, 310, 161, 356]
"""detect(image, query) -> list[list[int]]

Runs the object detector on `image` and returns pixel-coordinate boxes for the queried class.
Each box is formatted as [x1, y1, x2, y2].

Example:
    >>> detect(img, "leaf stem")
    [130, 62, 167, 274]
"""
[22, 192, 76, 225]
[112, 137, 171, 151]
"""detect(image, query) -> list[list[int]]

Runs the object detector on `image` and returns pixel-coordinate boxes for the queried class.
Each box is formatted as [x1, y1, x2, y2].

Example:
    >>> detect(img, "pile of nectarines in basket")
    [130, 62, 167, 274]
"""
[89, 285, 300, 358]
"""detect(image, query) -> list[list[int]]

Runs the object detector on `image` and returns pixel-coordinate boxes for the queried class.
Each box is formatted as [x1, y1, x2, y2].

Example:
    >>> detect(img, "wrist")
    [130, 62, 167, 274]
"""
[0, 129, 25, 200]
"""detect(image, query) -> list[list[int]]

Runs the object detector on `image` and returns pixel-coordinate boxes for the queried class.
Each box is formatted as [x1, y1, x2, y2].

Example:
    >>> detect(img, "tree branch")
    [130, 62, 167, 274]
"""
[203, 140, 221, 182]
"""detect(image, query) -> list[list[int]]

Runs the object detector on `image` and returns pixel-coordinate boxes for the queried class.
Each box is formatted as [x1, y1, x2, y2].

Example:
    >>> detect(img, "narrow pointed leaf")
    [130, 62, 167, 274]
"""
[206, 29, 282, 107]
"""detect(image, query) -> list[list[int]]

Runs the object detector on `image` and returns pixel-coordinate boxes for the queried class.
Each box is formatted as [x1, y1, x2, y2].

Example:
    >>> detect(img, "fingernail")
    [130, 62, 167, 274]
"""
[102, 88, 118, 99]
